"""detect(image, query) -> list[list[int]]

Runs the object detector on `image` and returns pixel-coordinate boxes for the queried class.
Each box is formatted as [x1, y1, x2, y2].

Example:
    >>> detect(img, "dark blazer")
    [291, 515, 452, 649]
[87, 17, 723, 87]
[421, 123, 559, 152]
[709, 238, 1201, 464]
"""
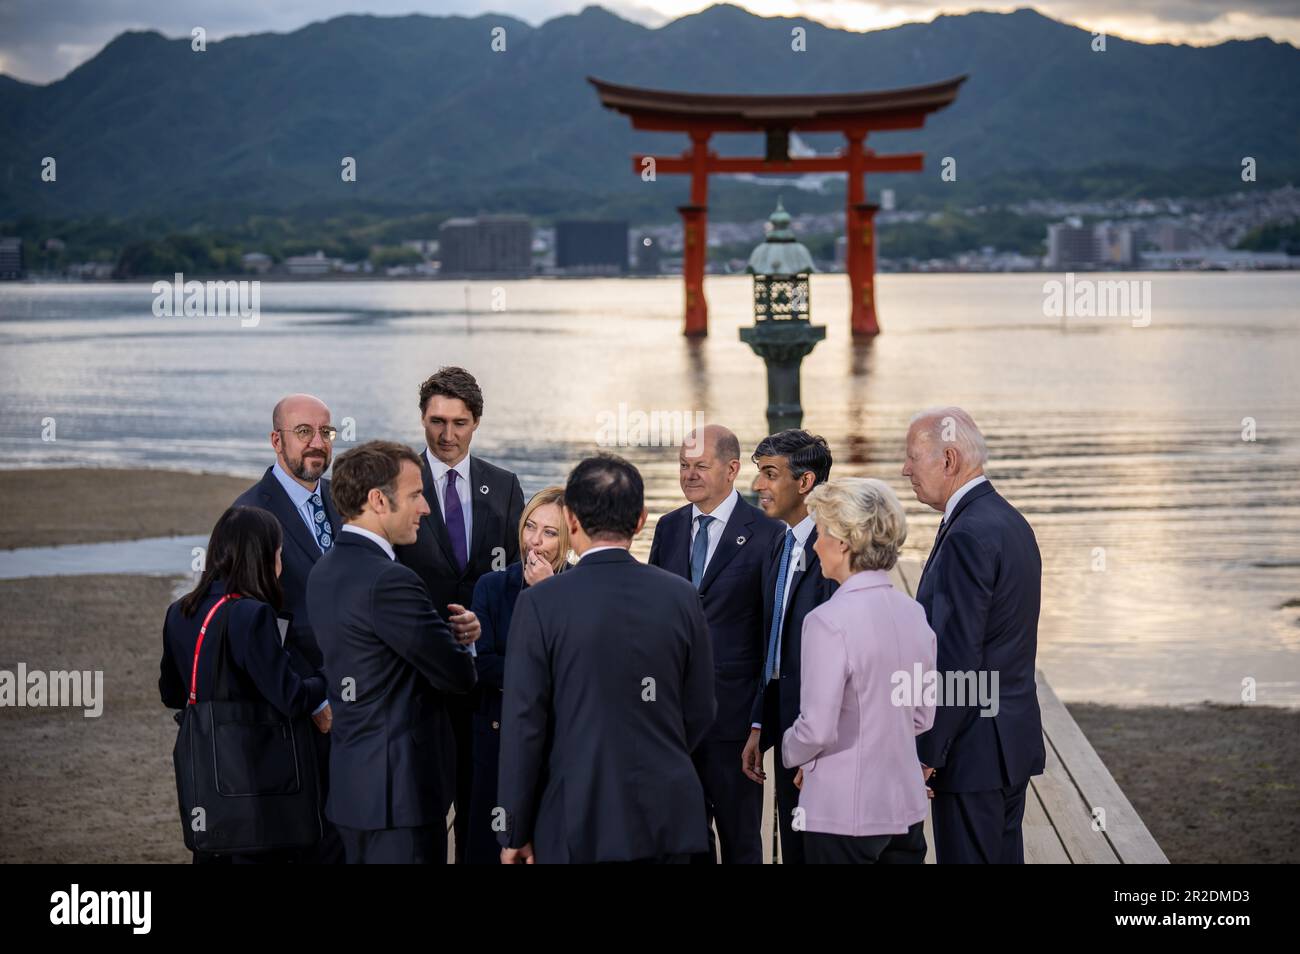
[395, 453, 525, 619]
[306, 531, 477, 831]
[750, 524, 838, 751]
[470, 560, 527, 724]
[232, 467, 341, 676]
[160, 580, 326, 716]
[648, 493, 784, 742]
[915, 480, 1045, 792]
[497, 548, 716, 863]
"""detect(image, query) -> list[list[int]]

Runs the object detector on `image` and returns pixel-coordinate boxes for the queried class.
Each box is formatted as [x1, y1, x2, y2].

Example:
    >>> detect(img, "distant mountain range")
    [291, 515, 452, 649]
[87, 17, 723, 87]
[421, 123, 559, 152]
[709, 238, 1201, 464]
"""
[2, 3, 1297, 223]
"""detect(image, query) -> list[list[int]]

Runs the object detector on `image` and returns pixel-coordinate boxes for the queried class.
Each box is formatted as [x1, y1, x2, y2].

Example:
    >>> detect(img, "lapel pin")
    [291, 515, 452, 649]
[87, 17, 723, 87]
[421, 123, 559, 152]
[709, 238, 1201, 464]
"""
[736, 535, 746, 546]
[479, 484, 489, 495]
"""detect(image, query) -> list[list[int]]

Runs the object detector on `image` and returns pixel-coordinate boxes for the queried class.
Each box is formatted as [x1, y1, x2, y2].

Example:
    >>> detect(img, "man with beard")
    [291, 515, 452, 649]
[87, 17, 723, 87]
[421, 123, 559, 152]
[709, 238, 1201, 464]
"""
[233, 392, 343, 862]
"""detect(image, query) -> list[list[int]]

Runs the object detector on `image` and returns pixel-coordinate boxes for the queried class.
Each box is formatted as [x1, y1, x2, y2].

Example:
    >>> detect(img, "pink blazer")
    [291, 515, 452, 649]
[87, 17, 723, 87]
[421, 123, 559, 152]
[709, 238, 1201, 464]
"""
[781, 570, 937, 837]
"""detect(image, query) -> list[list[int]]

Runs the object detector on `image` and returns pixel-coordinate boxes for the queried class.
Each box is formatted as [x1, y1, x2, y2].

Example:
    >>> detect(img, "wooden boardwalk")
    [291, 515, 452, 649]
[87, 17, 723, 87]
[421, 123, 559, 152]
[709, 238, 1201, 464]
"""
[756, 558, 1168, 864]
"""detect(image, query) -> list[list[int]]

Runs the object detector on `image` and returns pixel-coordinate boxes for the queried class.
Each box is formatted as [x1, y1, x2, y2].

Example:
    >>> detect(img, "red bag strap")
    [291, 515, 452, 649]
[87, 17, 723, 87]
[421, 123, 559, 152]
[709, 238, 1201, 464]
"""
[188, 593, 241, 705]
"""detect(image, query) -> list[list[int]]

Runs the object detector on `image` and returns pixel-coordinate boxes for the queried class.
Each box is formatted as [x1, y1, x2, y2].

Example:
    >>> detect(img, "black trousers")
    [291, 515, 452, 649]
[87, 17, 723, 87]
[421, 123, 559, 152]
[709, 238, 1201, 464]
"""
[930, 780, 1028, 864]
[761, 689, 806, 864]
[690, 738, 764, 864]
[337, 824, 447, 864]
[467, 712, 503, 864]
[804, 821, 927, 864]
[448, 692, 475, 863]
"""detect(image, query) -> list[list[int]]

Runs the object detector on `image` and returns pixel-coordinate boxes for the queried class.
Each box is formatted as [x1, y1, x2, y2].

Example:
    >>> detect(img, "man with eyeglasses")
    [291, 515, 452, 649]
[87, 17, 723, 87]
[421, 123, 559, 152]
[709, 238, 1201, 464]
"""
[233, 392, 344, 862]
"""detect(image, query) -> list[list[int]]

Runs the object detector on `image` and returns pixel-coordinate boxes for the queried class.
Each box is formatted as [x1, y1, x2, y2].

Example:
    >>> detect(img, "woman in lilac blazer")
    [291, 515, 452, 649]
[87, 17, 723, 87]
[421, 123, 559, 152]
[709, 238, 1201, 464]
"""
[781, 477, 937, 864]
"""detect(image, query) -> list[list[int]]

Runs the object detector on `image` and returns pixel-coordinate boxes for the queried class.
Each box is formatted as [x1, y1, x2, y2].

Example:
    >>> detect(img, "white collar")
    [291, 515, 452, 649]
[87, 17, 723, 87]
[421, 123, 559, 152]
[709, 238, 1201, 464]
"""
[943, 475, 988, 525]
[691, 488, 739, 529]
[579, 544, 628, 562]
[787, 512, 816, 545]
[272, 460, 319, 507]
[425, 447, 471, 485]
[341, 524, 395, 560]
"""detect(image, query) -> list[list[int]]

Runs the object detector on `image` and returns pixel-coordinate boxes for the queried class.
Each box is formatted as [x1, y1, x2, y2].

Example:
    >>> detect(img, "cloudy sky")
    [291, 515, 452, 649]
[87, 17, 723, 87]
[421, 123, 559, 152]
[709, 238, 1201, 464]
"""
[2, 0, 1297, 84]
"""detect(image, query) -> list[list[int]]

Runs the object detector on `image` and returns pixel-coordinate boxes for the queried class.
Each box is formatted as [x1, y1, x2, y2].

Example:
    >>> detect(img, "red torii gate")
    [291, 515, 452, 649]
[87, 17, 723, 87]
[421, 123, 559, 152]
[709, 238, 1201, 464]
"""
[590, 75, 966, 337]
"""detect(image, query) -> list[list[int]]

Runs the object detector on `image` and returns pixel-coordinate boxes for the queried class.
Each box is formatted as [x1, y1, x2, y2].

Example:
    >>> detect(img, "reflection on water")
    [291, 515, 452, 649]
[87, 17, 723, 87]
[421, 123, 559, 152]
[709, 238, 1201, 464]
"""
[0, 536, 207, 580]
[1, 274, 1298, 705]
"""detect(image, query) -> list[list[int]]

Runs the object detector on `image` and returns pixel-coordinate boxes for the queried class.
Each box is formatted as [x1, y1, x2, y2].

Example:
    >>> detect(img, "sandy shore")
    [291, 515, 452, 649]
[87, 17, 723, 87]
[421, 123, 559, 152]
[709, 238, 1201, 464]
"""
[1070, 703, 1299, 864]
[0, 468, 254, 549]
[0, 467, 1295, 864]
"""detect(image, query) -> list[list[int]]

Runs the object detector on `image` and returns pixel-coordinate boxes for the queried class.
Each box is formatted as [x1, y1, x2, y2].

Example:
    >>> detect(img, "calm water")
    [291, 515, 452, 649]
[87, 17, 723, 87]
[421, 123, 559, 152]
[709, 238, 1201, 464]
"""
[1, 274, 1298, 706]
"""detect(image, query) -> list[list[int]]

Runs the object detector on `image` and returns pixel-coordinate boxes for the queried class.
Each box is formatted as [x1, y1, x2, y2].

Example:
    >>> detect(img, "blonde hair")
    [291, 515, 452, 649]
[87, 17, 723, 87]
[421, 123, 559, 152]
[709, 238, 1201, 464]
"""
[518, 485, 570, 573]
[805, 477, 908, 572]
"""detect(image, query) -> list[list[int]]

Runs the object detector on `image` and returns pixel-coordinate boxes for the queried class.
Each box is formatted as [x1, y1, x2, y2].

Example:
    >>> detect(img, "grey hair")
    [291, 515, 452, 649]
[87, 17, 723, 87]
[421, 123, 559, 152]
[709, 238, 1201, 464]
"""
[909, 406, 988, 467]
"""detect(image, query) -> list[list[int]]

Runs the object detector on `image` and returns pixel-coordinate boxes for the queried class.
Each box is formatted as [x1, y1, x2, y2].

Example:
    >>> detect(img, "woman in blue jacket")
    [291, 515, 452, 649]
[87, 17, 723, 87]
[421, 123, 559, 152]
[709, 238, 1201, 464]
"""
[466, 486, 569, 863]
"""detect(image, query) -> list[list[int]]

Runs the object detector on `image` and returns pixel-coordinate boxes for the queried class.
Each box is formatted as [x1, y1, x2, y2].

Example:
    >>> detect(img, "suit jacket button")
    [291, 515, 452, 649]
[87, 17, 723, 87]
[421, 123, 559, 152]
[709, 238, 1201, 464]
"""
[492, 720, 500, 731]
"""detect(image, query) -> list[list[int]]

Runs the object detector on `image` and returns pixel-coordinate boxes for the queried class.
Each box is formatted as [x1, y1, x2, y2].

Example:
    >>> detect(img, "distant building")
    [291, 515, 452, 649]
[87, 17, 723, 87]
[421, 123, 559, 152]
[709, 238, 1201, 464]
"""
[43, 238, 66, 253]
[1046, 222, 1101, 270]
[556, 220, 628, 274]
[634, 234, 662, 275]
[0, 238, 23, 279]
[402, 239, 439, 257]
[242, 252, 273, 274]
[438, 215, 532, 275]
[284, 250, 340, 276]
[1095, 224, 1137, 267]
[1151, 224, 1195, 253]
[1047, 220, 1139, 269]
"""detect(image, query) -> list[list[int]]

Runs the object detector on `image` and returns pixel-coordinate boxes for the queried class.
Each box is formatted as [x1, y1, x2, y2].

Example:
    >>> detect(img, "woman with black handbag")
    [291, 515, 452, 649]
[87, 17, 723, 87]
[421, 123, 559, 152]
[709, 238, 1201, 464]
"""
[161, 505, 330, 863]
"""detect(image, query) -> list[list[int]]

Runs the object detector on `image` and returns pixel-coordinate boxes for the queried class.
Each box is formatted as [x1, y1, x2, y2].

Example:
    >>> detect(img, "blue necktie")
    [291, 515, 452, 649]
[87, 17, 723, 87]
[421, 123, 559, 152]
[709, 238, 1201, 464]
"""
[763, 529, 796, 684]
[690, 514, 714, 588]
[444, 468, 468, 571]
[307, 492, 333, 552]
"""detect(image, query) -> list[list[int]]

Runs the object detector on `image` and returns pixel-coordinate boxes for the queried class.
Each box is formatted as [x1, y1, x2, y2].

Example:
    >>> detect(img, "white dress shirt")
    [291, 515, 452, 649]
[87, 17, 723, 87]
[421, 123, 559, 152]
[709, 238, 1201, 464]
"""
[340, 524, 395, 560]
[772, 512, 816, 679]
[689, 488, 740, 576]
[271, 461, 325, 549]
[943, 474, 988, 526]
[424, 447, 473, 554]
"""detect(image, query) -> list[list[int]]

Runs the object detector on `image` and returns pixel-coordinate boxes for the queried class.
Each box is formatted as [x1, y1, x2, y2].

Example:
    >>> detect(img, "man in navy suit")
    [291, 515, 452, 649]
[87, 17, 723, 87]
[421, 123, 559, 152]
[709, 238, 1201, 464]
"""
[649, 424, 782, 864]
[498, 454, 716, 864]
[903, 406, 1045, 864]
[308, 440, 478, 864]
[233, 392, 342, 861]
[394, 366, 519, 862]
[740, 429, 836, 865]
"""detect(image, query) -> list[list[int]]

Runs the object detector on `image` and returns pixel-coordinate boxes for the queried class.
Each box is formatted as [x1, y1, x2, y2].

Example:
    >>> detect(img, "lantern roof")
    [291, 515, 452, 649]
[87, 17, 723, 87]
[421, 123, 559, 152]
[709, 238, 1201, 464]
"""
[747, 198, 815, 276]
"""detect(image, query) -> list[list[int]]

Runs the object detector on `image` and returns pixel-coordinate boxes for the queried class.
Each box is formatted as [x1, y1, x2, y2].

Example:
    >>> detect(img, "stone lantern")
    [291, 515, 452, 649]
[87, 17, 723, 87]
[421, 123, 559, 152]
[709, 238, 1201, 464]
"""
[739, 199, 826, 432]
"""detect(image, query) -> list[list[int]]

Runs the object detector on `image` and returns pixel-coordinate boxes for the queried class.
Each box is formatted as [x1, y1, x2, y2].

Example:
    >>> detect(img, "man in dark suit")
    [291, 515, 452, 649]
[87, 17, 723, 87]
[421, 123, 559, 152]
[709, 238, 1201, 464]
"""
[498, 454, 716, 864]
[903, 406, 1045, 864]
[232, 392, 342, 861]
[308, 440, 478, 864]
[740, 429, 836, 865]
[648, 424, 782, 864]
[395, 366, 522, 862]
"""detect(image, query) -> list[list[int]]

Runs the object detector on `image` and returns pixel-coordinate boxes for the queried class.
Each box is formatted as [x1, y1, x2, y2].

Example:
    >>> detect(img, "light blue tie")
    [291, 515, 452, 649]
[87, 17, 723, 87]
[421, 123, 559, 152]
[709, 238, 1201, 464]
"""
[763, 529, 796, 684]
[690, 514, 714, 588]
[308, 492, 333, 552]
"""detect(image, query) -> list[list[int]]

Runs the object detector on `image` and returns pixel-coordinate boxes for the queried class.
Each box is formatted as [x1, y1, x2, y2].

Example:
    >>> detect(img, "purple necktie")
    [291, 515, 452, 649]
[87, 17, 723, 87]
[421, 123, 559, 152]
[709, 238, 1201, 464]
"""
[444, 468, 468, 571]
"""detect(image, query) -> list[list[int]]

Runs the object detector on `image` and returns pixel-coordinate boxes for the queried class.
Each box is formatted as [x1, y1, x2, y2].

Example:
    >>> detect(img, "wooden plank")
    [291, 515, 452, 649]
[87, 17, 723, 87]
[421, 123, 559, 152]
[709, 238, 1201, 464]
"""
[1037, 671, 1169, 864]
[1033, 737, 1121, 863]
[894, 557, 923, 598]
[1023, 781, 1071, 864]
